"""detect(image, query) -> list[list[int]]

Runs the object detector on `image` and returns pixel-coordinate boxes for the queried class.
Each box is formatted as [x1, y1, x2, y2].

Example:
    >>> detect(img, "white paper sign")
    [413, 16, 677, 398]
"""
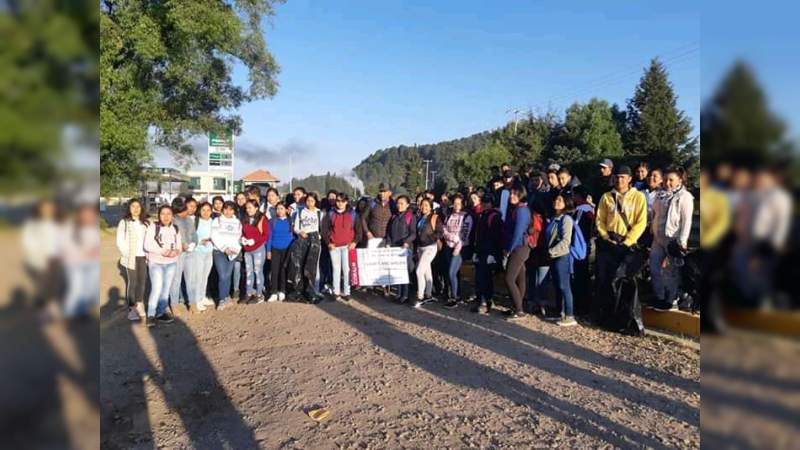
[356, 247, 410, 286]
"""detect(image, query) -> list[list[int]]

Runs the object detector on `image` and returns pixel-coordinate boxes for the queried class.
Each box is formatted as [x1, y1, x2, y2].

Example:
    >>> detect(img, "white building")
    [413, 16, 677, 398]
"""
[186, 170, 232, 201]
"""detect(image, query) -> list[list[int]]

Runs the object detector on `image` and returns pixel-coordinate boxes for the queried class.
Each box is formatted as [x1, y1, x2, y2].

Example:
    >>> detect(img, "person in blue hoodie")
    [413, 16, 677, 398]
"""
[265, 203, 294, 302]
[503, 187, 532, 320]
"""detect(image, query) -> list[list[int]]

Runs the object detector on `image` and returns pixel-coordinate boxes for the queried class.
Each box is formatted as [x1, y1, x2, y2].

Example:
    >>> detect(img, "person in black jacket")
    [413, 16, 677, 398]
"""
[387, 195, 417, 304]
[414, 198, 444, 308]
[471, 193, 503, 314]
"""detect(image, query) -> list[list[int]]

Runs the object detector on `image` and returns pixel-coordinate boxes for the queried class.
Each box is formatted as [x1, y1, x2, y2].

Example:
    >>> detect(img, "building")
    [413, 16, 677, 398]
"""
[186, 170, 233, 201]
[141, 167, 191, 212]
[241, 169, 281, 193]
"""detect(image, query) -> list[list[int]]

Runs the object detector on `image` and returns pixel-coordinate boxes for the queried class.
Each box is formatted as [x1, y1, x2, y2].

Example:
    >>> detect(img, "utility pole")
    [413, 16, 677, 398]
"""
[423, 159, 433, 191]
[506, 108, 521, 134]
[430, 170, 437, 191]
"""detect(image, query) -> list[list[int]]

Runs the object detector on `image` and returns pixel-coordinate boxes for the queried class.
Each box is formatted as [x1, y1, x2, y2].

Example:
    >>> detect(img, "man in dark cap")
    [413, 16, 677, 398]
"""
[593, 164, 648, 330]
[470, 193, 503, 314]
[591, 158, 615, 203]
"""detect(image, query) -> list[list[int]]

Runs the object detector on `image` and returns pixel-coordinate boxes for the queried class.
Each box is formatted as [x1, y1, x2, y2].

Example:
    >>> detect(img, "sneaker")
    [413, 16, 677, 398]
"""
[267, 294, 279, 303]
[421, 296, 434, 305]
[505, 311, 526, 321]
[444, 300, 459, 309]
[217, 298, 231, 310]
[127, 307, 142, 321]
[196, 302, 207, 312]
[412, 300, 422, 309]
[255, 295, 266, 304]
[135, 302, 146, 318]
[156, 313, 174, 324]
[278, 292, 286, 302]
[145, 316, 156, 327]
[557, 316, 578, 327]
[200, 298, 216, 308]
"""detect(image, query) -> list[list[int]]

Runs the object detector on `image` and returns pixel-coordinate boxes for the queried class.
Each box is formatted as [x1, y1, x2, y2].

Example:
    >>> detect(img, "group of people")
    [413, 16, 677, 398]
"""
[116, 157, 695, 333]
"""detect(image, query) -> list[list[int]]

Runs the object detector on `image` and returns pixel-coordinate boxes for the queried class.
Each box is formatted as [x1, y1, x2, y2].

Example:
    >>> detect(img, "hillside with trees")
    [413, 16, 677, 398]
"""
[354, 59, 699, 195]
[277, 173, 361, 198]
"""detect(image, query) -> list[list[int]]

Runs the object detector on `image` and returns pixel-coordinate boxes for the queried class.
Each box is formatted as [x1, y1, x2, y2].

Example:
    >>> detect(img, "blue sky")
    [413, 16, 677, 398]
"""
[157, 0, 700, 181]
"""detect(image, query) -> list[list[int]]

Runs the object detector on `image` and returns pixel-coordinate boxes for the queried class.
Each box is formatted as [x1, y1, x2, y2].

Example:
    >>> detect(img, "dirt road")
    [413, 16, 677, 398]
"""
[99, 232, 699, 449]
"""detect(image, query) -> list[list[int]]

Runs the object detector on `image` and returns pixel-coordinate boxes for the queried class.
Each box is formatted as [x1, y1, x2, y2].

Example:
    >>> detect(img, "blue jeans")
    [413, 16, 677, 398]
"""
[64, 262, 100, 318]
[446, 249, 463, 298]
[169, 252, 187, 305]
[330, 245, 351, 296]
[650, 240, 680, 306]
[195, 252, 214, 302]
[245, 247, 266, 296]
[147, 262, 177, 317]
[551, 254, 573, 317]
[214, 250, 236, 301]
[526, 266, 550, 311]
[233, 259, 242, 294]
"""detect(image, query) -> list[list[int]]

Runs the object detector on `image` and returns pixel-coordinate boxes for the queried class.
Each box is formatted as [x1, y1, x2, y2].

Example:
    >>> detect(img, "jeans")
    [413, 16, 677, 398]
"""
[320, 245, 333, 290]
[244, 246, 266, 296]
[169, 252, 187, 305]
[416, 244, 438, 299]
[213, 250, 236, 301]
[444, 247, 463, 299]
[475, 252, 494, 303]
[526, 265, 550, 312]
[182, 252, 202, 305]
[147, 262, 177, 317]
[551, 254, 574, 317]
[505, 245, 531, 313]
[650, 240, 680, 306]
[64, 262, 100, 318]
[196, 252, 214, 303]
[233, 258, 242, 294]
[330, 245, 351, 296]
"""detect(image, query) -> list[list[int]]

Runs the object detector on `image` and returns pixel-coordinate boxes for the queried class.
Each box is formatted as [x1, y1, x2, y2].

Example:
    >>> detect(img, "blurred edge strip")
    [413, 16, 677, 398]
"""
[724, 309, 800, 339]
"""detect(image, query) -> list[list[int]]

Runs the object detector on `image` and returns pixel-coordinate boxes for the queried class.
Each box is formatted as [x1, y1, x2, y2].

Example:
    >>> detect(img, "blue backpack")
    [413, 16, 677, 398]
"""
[558, 213, 587, 261]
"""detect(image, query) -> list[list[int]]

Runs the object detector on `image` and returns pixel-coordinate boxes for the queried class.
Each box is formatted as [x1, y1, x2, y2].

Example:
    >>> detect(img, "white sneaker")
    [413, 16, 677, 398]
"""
[278, 292, 286, 302]
[267, 294, 279, 303]
[200, 297, 215, 307]
[135, 302, 146, 318]
[196, 302, 207, 312]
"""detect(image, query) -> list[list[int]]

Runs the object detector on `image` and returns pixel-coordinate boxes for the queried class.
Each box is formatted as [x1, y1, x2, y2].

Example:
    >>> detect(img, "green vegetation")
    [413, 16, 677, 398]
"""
[100, 0, 283, 196]
[355, 58, 698, 194]
[277, 173, 361, 198]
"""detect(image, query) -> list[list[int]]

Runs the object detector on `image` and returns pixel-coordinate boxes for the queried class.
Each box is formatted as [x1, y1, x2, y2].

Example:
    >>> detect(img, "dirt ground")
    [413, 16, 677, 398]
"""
[99, 231, 700, 449]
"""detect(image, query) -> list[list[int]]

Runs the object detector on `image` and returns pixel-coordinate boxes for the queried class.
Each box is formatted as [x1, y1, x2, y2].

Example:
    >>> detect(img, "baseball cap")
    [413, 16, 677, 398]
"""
[599, 158, 614, 168]
[547, 163, 561, 172]
[614, 165, 632, 176]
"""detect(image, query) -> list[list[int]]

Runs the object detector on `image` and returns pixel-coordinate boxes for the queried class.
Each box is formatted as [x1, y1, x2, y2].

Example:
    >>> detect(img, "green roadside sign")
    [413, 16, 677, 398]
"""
[209, 130, 233, 147]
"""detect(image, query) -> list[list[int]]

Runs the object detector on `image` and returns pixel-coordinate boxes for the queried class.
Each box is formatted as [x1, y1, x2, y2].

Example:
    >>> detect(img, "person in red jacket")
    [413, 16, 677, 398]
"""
[321, 192, 357, 301]
[241, 200, 270, 303]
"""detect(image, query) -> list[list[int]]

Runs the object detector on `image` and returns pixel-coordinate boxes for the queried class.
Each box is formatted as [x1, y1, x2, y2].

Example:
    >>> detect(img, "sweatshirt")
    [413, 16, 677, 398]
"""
[294, 207, 322, 235]
[211, 215, 242, 254]
[415, 213, 443, 247]
[504, 202, 531, 252]
[195, 218, 214, 254]
[596, 187, 648, 247]
[651, 186, 694, 247]
[323, 208, 356, 247]
[266, 217, 294, 251]
[143, 222, 182, 265]
[442, 211, 474, 254]
[242, 215, 270, 252]
[474, 208, 502, 257]
[387, 210, 417, 248]
[546, 214, 574, 259]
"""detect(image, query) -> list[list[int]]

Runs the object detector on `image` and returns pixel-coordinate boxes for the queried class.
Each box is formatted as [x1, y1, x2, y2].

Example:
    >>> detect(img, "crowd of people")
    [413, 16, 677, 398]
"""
[112, 157, 697, 334]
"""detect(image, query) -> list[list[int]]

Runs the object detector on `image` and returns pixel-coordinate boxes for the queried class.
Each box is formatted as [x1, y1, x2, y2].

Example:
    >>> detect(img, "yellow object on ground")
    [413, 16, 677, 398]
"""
[307, 408, 331, 421]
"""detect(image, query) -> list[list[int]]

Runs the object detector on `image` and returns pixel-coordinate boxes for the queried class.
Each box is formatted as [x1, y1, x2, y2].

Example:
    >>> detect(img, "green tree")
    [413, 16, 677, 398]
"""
[701, 61, 785, 166]
[556, 98, 624, 161]
[453, 141, 512, 187]
[627, 59, 693, 166]
[100, 0, 282, 195]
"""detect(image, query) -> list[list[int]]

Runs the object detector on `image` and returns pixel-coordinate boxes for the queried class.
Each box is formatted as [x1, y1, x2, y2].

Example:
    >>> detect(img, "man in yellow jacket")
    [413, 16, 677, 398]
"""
[594, 165, 648, 330]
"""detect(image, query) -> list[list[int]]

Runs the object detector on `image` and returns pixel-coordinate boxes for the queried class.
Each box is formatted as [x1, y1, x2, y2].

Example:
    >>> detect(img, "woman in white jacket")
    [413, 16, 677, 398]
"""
[210, 201, 243, 309]
[649, 167, 694, 311]
[116, 199, 149, 321]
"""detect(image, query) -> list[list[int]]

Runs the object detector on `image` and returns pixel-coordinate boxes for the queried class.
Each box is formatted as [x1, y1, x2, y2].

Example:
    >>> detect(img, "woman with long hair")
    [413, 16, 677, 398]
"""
[169, 196, 199, 313]
[241, 199, 270, 303]
[22, 199, 62, 320]
[210, 201, 243, 310]
[442, 194, 474, 308]
[116, 198, 149, 321]
[503, 187, 531, 320]
[414, 198, 443, 308]
[232, 192, 248, 300]
[143, 205, 182, 326]
[195, 202, 216, 311]
[546, 193, 577, 327]
[288, 192, 324, 302]
[266, 202, 294, 302]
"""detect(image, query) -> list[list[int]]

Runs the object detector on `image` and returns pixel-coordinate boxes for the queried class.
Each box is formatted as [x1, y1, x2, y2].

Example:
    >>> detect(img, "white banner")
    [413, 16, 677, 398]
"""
[355, 247, 410, 286]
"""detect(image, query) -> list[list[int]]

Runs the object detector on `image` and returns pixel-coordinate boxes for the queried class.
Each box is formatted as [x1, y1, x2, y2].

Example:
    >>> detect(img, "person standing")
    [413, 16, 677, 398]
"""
[289, 192, 324, 302]
[470, 194, 503, 314]
[592, 159, 615, 204]
[571, 186, 595, 317]
[546, 194, 578, 326]
[61, 204, 101, 319]
[413, 198, 443, 308]
[194, 202, 216, 312]
[503, 187, 532, 320]
[365, 183, 394, 247]
[170, 197, 200, 313]
[143, 205, 183, 326]
[594, 165, 648, 327]
[210, 201, 243, 310]
[633, 162, 650, 191]
[322, 193, 357, 301]
[649, 167, 694, 311]
[241, 200, 270, 304]
[211, 195, 224, 218]
[22, 199, 62, 320]
[266, 203, 294, 302]
[116, 199, 149, 321]
[441, 194, 474, 308]
[387, 195, 417, 304]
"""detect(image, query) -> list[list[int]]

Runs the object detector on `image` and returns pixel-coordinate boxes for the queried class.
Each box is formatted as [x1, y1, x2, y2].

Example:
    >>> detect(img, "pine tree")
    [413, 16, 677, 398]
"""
[627, 59, 693, 166]
[700, 61, 785, 166]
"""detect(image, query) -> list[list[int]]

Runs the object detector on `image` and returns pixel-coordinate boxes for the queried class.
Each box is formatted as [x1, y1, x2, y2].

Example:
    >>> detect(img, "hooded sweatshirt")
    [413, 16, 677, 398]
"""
[242, 214, 270, 251]
[211, 215, 242, 254]
[443, 210, 474, 254]
[323, 208, 356, 247]
[143, 221, 182, 265]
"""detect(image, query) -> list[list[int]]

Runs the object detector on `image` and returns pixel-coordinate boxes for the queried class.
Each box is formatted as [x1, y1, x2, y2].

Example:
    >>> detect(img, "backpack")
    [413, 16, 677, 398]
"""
[526, 213, 544, 248]
[559, 214, 587, 261]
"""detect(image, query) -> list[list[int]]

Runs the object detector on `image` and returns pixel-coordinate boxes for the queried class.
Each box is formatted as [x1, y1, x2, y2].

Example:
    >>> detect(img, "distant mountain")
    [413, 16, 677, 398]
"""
[277, 173, 361, 199]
